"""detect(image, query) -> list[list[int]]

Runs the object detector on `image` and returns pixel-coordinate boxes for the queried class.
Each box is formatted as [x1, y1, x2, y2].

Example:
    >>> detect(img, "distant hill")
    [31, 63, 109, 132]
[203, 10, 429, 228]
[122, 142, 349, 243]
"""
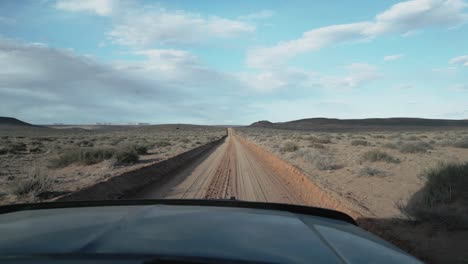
[0, 117, 35, 127]
[249, 118, 468, 131]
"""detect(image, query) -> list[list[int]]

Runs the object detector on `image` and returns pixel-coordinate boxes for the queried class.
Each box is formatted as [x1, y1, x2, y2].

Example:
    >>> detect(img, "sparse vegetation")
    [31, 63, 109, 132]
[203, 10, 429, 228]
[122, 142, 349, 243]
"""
[6, 142, 27, 154]
[399, 162, 468, 229]
[359, 166, 387, 177]
[297, 149, 341, 170]
[281, 141, 299, 152]
[361, 150, 400, 163]
[155, 140, 172, 147]
[308, 143, 325, 149]
[10, 166, 51, 197]
[132, 144, 148, 155]
[114, 148, 139, 165]
[451, 138, 468, 148]
[351, 140, 370, 146]
[382, 142, 399, 149]
[307, 136, 332, 144]
[399, 142, 433, 153]
[50, 147, 116, 168]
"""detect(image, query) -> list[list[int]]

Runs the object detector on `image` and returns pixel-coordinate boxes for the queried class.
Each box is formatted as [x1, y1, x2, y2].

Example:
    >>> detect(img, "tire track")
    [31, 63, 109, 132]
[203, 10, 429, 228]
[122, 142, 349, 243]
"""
[134, 128, 358, 219]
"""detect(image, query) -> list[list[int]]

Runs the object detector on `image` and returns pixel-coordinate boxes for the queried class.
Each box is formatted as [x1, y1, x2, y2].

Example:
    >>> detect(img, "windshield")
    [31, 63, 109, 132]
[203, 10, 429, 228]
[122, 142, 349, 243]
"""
[1, 1, 468, 263]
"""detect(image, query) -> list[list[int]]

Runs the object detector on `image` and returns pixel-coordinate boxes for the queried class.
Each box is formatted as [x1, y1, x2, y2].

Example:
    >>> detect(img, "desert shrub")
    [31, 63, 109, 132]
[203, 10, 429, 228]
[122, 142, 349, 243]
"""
[50, 147, 115, 168]
[351, 140, 370, 146]
[181, 138, 191, 144]
[281, 141, 299, 152]
[361, 150, 400, 163]
[7, 142, 27, 153]
[406, 135, 420, 141]
[11, 166, 51, 197]
[359, 166, 387, 177]
[155, 140, 172, 147]
[372, 135, 386, 139]
[352, 136, 366, 140]
[308, 143, 325, 149]
[451, 138, 468, 148]
[77, 140, 94, 147]
[399, 162, 468, 229]
[298, 149, 341, 170]
[387, 133, 401, 140]
[28, 145, 42, 153]
[399, 142, 433, 153]
[114, 148, 139, 165]
[307, 136, 332, 144]
[0, 147, 7, 155]
[132, 144, 148, 155]
[382, 142, 399, 149]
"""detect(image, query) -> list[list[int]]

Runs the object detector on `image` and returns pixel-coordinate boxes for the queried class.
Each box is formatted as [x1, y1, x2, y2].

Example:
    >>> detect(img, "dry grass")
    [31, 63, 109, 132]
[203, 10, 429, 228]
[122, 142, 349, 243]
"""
[399, 142, 433, 153]
[10, 165, 51, 197]
[297, 149, 341, 170]
[399, 162, 468, 229]
[359, 166, 388, 177]
[50, 147, 116, 168]
[361, 149, 400, 163]
[280, 141, 299, 152]
[351, 139, 370, 146]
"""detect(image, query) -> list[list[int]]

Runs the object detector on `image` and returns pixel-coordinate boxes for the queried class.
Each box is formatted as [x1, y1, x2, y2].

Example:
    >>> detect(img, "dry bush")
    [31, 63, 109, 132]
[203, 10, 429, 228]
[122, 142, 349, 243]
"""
[351, 140, 370, 146]
[308, 143, 326, 149]
[382, 142, 399, 149]
[6, 142, 27, 154]
[132, 144, 148, 155]
[307, 136, 332, 144]
[10, 166, 51, 197]
[359, 166, 388, 177]
[155, 140, 172, 147]
[399, 142, 433, 153]
[50, 147, 116, 168]
[362, 150, 400, 163]
[281, 141, 299, 152]
[399, 162, 468, 229]
[451, 138, 468, 148]
[297, 149, 341, 170]
[114, 148, 139, 165]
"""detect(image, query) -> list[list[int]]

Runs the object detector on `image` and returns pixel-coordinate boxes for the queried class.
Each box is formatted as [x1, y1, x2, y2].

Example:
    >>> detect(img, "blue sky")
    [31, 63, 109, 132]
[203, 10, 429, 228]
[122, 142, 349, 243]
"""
[0, 0, 467, 124]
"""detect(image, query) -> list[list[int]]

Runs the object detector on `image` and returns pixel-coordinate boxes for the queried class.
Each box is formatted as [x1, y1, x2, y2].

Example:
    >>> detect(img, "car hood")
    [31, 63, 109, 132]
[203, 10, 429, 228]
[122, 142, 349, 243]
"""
[0, 203, 421, 263]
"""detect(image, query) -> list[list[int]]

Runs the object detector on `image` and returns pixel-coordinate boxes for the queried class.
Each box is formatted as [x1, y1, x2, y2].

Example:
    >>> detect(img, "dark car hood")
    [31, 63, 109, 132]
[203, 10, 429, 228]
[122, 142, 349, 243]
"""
[0, 202, 421, 263]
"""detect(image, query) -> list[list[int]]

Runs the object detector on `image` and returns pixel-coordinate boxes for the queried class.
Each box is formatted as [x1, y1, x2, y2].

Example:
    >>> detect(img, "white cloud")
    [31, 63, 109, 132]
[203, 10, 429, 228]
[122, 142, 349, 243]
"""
[450, 55, 468, 66]
[55, 0, 255, 46]
[0, 39, 248, 124]
[108, 9, 255, 46]
[238, 10, 275, 20]
[55, 0, 115, 16]
[248, 0, 468, 69]
[240, 63, 380, 92]
[384, 54, 404, 61]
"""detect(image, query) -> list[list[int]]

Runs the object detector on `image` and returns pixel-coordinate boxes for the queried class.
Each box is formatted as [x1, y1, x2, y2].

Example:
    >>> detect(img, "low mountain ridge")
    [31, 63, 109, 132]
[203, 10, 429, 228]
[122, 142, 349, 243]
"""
[249, 117, 468, 131]
[0, 117, 35, 127]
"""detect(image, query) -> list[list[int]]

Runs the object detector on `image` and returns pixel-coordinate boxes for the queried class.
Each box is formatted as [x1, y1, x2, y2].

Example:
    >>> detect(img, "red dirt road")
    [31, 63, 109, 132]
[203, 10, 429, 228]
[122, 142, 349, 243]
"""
[135, 128, 358, 218]
[135, 128, 303, 203]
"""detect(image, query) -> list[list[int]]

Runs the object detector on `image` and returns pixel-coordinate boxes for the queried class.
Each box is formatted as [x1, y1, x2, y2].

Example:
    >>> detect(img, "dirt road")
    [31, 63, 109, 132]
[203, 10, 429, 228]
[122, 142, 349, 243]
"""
[134, 128, 306, 204]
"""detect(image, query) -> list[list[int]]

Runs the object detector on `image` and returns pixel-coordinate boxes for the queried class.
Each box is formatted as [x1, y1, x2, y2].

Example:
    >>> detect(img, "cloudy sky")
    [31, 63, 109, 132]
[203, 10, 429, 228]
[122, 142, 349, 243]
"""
[0, 0, 467, 124]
